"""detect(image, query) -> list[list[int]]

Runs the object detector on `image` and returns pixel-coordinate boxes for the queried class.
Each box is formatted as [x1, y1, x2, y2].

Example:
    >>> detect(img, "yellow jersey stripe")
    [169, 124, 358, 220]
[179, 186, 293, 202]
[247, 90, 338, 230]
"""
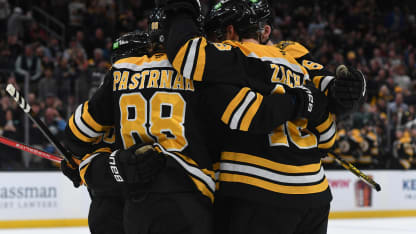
[271, 84, 286, 94]
[172, 39, 192, 74]
[174, 152, 198, 167]
[114, 54, 167, 66]
[193, 38, 207, 81]
[316, 113, 333, 133]
[220, 173, 329, 194]
[313, 76, 324, 90]
[189, 175, 214, 203]
[221, 87, 250, 125]
[68, 115, 96, 143]
[174, 152, 215, 181]
[221, 152, 321, 174]
[79, 148, 112, 186]
[79, 165, 89, 186]
[82, 102, 112, 132]
[318, 135, 337, 149]
[240, 93, 263, 131]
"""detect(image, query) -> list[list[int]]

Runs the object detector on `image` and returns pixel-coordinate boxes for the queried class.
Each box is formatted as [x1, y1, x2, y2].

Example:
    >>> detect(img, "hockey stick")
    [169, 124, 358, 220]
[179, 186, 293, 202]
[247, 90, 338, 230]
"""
[5, 84, 77, 167]
[0, 135, 61, 163]
[328, 152, 381, 191]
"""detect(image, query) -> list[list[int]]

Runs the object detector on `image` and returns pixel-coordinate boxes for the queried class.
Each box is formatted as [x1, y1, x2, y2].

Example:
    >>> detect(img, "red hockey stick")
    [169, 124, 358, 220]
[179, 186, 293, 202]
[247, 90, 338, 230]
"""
[5, 84, 76, 167]
[0, 135, 62, 163]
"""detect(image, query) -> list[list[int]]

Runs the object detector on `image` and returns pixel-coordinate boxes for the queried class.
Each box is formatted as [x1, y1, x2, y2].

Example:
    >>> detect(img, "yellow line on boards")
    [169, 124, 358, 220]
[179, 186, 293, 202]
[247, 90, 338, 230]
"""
[0, 219, 88, 229]
[330, 210, 416, 219]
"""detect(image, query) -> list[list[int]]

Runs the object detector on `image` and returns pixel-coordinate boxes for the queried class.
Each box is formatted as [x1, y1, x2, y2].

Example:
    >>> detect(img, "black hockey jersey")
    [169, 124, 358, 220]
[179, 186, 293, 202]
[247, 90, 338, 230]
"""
[169, 37, 336, 208]
[65, 52, 306, 202]
[65, 54, 216, 201]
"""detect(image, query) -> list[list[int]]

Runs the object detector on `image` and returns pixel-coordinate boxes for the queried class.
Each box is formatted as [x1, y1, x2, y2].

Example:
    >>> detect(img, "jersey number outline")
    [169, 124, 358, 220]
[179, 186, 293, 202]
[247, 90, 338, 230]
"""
[119, 92, 188, 151]
[269, 118, 318, 149]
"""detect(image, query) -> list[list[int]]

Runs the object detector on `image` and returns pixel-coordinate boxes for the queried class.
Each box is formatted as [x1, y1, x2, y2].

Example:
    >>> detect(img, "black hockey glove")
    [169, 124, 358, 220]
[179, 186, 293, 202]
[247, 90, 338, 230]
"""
[61, 159, 82, 188]
[109, 144, 166, 185]
[288, 82, 328, 126]
[162, 0, 202, 19]
[329, 65, 367, 114]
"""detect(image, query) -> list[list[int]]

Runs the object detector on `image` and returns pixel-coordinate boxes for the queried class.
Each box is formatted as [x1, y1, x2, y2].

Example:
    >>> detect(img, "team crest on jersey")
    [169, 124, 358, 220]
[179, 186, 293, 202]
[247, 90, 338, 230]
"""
[276, 41, 295, 50]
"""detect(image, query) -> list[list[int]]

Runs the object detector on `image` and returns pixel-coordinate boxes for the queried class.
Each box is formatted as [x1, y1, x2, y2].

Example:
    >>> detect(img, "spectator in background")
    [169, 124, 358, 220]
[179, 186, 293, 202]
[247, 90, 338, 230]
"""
[0, 0, 10, 39]
[117, 9, 136, 34]
[38, 67, 57, 101]
[42, 107, 66, 153]
[388, 92, 409, 114]
[14, 44, 42, 84]
[55, 57, 76, 106]
[88, 58, 107, 98]
[88, 28, 106, 57]
[393, 65, 411, 91]
[0, 108, 22, 169]
[7, 7, 32, 39]
[392, 128, 413, 169]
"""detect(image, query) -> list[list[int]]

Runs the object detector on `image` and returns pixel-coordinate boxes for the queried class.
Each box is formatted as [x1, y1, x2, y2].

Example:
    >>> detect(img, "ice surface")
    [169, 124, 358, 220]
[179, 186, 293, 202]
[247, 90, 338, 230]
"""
[0, 217, 415, 234]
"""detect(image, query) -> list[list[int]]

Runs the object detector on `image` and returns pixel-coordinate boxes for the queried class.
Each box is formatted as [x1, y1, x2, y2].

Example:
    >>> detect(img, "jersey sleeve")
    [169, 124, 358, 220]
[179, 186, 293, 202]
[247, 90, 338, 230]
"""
[277, 41, 335, 93]
[64, 71, 115, 158]
[78, 147, 122, 193]
[199, 83, 299, 134]
[166, 14, 272, 93]
[314, 113, 337, 151]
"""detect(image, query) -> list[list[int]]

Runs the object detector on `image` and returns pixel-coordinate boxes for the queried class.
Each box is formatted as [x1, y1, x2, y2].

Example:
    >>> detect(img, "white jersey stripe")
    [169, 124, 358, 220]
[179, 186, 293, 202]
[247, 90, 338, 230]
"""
[154, 143, 215, 192]
[79, 152, 101, 170]
[320, 76, 335, 92]
[74, 105, 101, 138]
[113, 59, 172, 71]
[220, 162, 325, 184]
[230, 91, 256, 130]
[183, 38, 200, 79]
[319, 122, 336, 143]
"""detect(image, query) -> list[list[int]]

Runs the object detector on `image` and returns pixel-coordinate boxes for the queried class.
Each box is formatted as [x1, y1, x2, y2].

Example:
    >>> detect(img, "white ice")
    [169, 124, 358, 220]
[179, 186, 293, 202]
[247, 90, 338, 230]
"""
[0, 217, 415, 234]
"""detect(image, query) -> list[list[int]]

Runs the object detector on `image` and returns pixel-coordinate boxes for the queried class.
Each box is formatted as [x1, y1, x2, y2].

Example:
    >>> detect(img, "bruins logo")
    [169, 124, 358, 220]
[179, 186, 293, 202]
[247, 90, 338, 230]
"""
[276, 40, 295, 50]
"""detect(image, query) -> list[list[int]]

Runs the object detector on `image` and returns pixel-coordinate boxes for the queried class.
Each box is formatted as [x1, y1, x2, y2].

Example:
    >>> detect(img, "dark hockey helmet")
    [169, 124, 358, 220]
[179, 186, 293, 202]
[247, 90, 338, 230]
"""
[111, 30, 150, 63]
[148, 7, 167, 53]
[206, 0, 258, 41]
[206, 0, 272, 41]
[247, 0, 271, 24]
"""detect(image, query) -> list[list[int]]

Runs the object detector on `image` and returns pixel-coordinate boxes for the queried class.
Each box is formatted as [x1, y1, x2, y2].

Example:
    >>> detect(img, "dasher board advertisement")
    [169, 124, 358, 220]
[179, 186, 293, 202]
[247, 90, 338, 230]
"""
[0, 172, 90, 221]
[327, 170, 416, 212]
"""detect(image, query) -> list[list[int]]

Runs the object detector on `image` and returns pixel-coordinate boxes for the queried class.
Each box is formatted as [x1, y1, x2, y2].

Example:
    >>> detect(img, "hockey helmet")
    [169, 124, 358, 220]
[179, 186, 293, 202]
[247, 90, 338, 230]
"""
[247, 0, 271, 24]
[111, 30, 150, 63]
[207, 0, 272, 41]
[148, 7, 167, 50]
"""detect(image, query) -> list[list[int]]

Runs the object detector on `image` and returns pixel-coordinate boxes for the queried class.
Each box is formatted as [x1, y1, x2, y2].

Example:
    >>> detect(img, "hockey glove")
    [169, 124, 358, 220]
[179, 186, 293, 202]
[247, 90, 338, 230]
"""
[109, 144, 166, 185]
[329, 65, 367, 114]
[288, 82, 328, 126]
[162, 0, 202, 20]
[61, 159, 82, 188]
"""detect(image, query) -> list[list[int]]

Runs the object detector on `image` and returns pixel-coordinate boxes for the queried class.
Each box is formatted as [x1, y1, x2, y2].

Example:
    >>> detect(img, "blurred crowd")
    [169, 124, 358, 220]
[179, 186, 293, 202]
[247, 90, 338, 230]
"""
[0, 0, 415, 170]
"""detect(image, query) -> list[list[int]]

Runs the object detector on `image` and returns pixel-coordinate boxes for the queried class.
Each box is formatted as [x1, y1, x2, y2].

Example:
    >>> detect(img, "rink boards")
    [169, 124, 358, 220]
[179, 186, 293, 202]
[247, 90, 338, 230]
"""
[0, 170, 416, 228]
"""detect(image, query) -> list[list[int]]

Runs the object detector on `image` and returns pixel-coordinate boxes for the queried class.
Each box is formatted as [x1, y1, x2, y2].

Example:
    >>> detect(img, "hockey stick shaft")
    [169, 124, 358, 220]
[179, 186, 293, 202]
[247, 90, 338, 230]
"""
[5, 84, 77, 167]
[328, 152, 381, 191]
[0, 136, 62, 163]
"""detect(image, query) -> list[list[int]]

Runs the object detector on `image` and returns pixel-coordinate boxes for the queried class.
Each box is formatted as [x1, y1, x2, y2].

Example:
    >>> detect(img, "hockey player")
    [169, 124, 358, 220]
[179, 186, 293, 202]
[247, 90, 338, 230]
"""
[61, 31, 150, 234]
[162, 0, 366, 233]
[64, 5, 333, 234]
